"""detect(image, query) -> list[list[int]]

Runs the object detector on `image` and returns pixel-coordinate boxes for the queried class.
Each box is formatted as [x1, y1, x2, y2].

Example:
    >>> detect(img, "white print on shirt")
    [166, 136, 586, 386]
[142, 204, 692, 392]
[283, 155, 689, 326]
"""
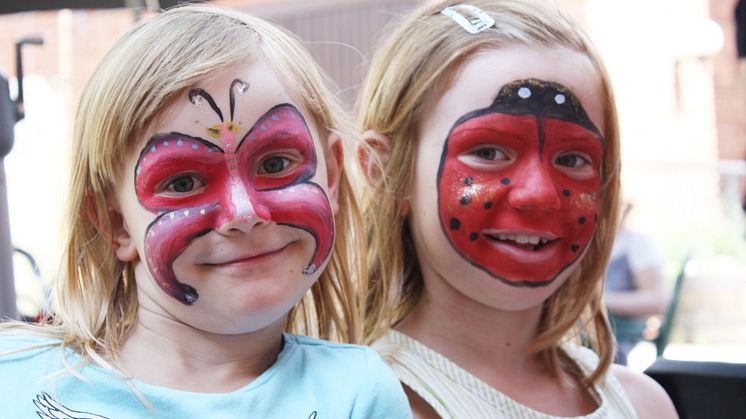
[33, 391, 319, 418]
[33, 392, 109, 419]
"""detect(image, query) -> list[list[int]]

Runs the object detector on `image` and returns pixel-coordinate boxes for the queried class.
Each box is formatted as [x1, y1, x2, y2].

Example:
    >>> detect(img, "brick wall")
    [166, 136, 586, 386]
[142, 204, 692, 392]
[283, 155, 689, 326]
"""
[710, 0, 746, 162]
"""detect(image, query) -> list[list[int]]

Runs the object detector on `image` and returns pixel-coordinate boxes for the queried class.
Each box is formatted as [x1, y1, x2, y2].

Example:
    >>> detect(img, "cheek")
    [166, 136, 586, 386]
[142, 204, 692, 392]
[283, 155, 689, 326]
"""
[255, 184, 334, 274]
[558, 181, 601, 253]
[143, 204, 220, 304]
[438, 164, 509, 242]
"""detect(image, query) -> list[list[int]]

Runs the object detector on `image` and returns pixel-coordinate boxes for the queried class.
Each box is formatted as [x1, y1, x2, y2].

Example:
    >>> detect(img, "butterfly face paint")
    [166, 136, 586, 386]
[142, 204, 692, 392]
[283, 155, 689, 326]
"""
[134, 81, 333, 304]
[437, 79, 604, 287]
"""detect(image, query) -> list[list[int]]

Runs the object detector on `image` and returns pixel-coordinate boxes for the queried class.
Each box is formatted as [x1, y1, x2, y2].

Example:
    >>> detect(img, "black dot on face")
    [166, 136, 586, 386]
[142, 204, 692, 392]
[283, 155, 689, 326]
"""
[578, 216, 586, 225]
[570, 244, 579, 252]
[469, 233, 479, 241]
[483, 201, 493, 209]
[500, 178, 511, 185]
[464, 177, 474, 185]
[562, 189, 571, 197]
[450, 218, 461, 230]
[184, 289, 198, 304]
[460, 195, 472, 205]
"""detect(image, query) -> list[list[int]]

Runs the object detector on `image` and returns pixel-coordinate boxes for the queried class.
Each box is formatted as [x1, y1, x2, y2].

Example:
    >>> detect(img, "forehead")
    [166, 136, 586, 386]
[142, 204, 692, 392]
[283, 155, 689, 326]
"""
[424, 46, 604, 135]
[148, 59, 312, 144]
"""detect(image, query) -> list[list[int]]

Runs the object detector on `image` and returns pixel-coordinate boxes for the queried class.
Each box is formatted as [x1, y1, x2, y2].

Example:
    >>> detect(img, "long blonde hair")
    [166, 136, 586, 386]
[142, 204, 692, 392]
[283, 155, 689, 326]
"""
[359, 0, 620, 386]
[2, 5, 364, 368]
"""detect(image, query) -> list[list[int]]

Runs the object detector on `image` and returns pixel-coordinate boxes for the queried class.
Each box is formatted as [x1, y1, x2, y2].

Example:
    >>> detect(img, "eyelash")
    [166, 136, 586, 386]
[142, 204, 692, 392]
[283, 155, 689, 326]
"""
[257, 150, 305, 176]
[160, 173, 206, 195]
[554, 153, 592, 168]
[259, 156, 292, 175]
[471, 146, 510, 161]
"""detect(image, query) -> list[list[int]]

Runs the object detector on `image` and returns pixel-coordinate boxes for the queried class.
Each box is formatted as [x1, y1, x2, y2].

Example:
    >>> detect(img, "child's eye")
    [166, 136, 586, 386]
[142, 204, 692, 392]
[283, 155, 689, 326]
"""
[458, 145, 512, 170]
[259, 156, 291, 174]
[553, 152, 596, 180]
[473, 147, 506, 161]
[162, 174, 205, 194]
[258, 150, 305, 176]
[555, 153, 590, 168]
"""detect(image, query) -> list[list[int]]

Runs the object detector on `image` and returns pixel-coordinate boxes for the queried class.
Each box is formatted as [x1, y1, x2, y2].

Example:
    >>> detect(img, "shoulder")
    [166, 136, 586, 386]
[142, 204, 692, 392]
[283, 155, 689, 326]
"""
[284, 333, 376, 363]
[284, 334, 411, 418]
[284, 333, 399, 379]
[611, 364, 678, 419]
[562, 342, 601, 373]
[0, 330, 59, 358]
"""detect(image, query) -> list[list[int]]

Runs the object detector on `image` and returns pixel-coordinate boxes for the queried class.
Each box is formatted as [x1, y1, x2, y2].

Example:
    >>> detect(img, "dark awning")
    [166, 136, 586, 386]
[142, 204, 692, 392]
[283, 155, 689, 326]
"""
[0, 0, 206, 15]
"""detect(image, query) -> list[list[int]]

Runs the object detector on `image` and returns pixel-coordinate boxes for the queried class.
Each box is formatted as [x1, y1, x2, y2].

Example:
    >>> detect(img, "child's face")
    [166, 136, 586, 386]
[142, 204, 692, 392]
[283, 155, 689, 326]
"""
[410, 46, 605, 310]
[112, 60, 340, 333]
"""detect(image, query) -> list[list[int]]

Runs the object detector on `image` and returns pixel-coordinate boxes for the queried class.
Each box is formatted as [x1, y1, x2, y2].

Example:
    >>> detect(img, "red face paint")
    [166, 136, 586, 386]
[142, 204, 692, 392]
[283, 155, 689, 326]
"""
[135, 102, 333, 304]
[437, 79, 604, 286]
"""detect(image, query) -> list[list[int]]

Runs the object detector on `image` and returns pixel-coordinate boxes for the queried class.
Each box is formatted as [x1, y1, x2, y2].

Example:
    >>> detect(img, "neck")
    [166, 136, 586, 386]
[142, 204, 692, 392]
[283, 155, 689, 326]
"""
[118, 307, 284, 393]
[397, 273, 545, 379]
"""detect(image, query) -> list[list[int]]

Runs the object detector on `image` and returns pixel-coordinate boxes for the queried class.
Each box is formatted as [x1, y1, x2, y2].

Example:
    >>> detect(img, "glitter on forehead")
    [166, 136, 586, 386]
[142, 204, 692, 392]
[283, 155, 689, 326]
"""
[234, 80, 249, 94]
[189, 94, 204, 107]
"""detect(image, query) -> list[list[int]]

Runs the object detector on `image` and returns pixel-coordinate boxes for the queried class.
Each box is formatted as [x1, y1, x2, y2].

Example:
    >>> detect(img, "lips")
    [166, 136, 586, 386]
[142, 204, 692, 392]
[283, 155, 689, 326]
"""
[202, 243, 291, 268]
[480, 229, 563, 266]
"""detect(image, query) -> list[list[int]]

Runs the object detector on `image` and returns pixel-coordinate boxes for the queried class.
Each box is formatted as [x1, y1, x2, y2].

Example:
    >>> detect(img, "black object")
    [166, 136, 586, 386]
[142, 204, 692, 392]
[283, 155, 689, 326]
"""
[645, 358, 746, 419]
[0, 75, 17, 320]
[738, 0, 746, 57]
[14, 37, 44, 122]
[0, 0, 207, 15]
[0, 75, 13, 157]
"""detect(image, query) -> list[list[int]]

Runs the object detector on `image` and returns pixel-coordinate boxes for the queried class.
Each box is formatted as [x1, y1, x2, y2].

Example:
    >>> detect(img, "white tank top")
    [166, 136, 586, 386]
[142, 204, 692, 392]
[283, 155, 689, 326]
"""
[372, 330, 639, 419]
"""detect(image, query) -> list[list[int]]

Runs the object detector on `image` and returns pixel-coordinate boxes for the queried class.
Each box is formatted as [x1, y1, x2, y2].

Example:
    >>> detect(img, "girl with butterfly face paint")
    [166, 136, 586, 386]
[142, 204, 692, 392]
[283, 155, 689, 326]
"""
[0, 7, 411, 418]
[359, 1, 677, 418]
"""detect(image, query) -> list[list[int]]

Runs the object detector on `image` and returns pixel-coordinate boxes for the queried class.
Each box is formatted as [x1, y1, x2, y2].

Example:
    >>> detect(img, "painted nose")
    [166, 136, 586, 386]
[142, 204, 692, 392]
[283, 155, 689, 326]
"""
[506, 162, 562, 212]
[216, 180, 271, 234]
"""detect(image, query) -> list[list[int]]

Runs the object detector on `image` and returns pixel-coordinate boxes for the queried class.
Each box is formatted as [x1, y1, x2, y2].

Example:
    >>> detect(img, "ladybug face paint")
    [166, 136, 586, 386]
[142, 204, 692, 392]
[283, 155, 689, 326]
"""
[437, 79, 604, 287]
[134, 81, 333, 305]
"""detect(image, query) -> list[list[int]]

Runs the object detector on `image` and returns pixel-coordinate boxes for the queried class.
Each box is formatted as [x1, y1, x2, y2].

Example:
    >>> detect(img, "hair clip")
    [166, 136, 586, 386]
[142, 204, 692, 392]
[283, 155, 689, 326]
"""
[441, 4, 495, 34]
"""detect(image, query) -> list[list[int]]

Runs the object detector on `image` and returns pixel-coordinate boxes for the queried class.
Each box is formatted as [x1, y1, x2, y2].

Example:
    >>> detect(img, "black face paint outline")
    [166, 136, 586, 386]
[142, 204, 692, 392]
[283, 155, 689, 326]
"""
[435, 78, 605, 288]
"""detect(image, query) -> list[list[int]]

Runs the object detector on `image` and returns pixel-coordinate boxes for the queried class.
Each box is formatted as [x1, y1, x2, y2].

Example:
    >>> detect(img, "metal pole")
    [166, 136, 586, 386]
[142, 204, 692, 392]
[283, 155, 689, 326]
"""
[0, 75, 17, 321]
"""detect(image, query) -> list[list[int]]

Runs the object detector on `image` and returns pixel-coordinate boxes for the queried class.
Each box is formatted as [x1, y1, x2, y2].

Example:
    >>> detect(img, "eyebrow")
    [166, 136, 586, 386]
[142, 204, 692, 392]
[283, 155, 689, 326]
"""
[237, 127, 311, 152]
[138, 132, 225, 160]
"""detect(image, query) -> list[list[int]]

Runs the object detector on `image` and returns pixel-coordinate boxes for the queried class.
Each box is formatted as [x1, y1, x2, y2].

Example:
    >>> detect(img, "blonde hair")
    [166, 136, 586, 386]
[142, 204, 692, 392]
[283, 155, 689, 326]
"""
[2, 5, 363, 370]
[359, 0, 620, 387]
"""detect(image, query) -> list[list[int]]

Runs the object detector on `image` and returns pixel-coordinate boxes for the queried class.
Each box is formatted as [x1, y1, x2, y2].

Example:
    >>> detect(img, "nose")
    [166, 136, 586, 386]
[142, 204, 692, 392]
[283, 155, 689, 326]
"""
[505, 162, 562, 212]
[215, 180, 271, 234]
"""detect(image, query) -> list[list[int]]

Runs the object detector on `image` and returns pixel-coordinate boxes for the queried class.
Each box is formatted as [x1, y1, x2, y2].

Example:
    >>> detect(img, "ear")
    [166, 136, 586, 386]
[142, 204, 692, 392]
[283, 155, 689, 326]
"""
[110, 207, 139, 263]
[358, 130, 392, 187]
[324, 132, 344, 214]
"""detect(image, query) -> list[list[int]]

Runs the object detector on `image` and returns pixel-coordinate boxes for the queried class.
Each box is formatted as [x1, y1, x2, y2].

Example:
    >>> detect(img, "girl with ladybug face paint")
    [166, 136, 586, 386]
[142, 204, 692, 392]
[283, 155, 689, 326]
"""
[405, 47, 606, 315]
[359, 1, 677, 418]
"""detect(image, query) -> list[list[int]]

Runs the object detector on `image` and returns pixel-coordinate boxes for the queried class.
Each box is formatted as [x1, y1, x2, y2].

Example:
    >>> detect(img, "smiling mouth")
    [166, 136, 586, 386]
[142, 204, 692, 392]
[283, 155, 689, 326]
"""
[205, 243, 291, 267]
[482, 233, 559, 251]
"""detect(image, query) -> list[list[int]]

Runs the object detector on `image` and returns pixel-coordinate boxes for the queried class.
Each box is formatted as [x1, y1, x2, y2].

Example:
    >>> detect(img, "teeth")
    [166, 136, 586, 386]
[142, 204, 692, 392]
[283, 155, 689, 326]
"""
[495, 233, 548, 245]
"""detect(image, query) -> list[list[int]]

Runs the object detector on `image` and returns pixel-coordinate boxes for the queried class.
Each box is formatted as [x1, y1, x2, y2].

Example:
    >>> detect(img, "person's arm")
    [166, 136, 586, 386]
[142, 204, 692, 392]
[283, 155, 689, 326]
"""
[605, 265, 669, 317]
[612, 364, 679, 419]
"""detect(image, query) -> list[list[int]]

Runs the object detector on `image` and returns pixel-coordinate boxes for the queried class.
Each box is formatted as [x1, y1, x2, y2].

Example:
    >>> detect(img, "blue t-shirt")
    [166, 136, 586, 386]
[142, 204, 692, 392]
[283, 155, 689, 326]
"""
[0, 333, 412, 418]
